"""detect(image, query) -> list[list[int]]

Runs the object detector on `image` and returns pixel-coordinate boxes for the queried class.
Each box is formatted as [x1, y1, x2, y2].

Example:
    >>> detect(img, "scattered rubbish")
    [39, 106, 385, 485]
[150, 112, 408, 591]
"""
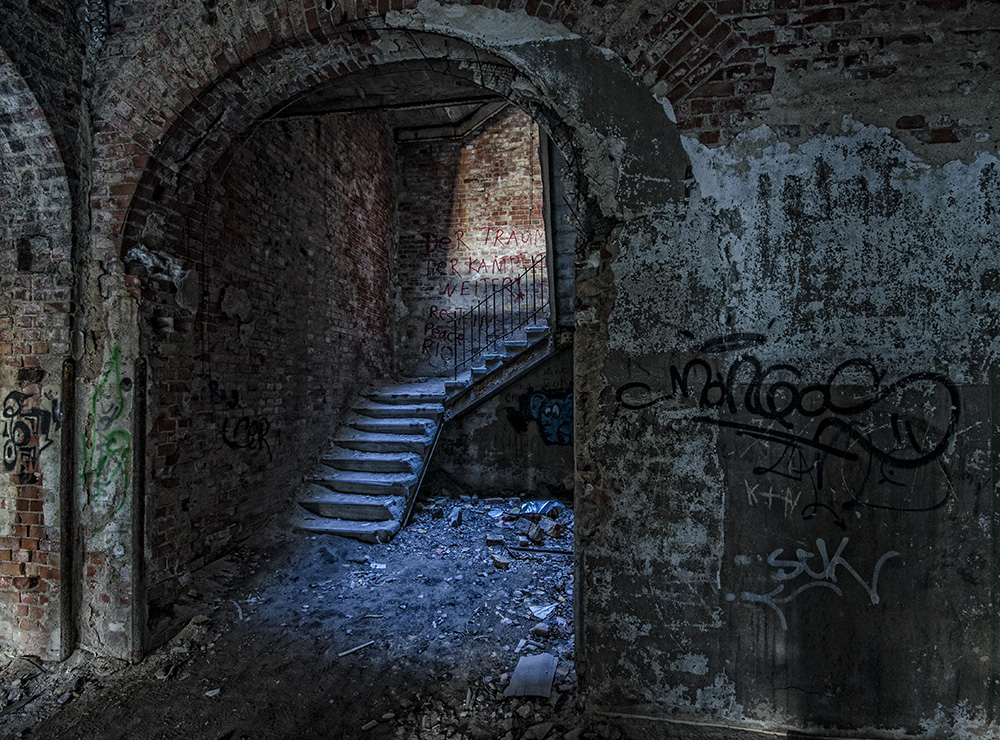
[524, 721, 554, 740]
[517, 501, 565, 519]
[370, 563, 386, 570]
[205, 688, 221, 697]
[233, 600, 244, 620]
[492, 553, 511, 570]
[504, 653, 558, 698]
[338, 640, 375, 657]
[515, 638, 544, 653]
[486, 534, 505, 546]
[448, 507, 463, 527]
[361, 614, 384, 619]
[537, 516, 564, 537]
[361, 719, 378, 731]
[528, 603, 557, 620]
[530, 622, 551, 637]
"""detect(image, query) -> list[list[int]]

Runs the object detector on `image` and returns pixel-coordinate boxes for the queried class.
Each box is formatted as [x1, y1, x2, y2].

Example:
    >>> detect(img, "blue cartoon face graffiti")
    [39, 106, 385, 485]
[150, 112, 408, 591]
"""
[528, 391, 573, 445]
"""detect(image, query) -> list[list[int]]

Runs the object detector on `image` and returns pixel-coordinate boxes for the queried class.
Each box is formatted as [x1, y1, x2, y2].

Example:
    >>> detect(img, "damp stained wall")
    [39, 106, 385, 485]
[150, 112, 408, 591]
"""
[576, 72, 1000, 740]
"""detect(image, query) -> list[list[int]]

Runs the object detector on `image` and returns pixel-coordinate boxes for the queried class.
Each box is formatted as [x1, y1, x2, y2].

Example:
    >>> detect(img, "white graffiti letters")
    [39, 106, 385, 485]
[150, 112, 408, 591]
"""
[740, 537, 899, 630]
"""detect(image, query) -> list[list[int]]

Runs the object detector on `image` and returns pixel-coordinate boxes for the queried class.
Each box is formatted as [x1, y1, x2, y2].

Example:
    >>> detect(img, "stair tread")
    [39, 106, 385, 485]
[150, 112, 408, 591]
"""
[295, 511, 402, 543]
[312, 468, 417, 485]
[299, 487, 404, 509]
[335, 430, 433, 444]
[355, 401, 444, 417]
[349, 416, 436, 432]
[324, 445, 420, 460]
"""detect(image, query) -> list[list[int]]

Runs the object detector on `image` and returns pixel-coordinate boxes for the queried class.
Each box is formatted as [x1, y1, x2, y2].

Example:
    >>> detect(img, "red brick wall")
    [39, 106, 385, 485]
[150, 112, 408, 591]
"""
[395, 107, 546, 376]
[0, 29, 76, 657]
[128, 112, 397, 645]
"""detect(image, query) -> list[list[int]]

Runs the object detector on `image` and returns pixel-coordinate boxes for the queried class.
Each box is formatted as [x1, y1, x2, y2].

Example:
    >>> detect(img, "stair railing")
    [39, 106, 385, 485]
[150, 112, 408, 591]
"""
[452, 255, 549, 378]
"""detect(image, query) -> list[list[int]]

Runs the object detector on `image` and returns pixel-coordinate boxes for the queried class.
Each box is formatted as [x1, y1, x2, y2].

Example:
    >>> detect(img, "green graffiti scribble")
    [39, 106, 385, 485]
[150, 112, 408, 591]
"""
[81, 345, 132, 533]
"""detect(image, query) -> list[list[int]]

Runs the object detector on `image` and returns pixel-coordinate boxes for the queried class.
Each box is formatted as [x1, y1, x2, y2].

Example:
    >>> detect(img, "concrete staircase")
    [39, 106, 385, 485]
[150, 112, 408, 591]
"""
[294, 324, 554, 544]
[294, 378, 446, 543]
[444, 323, 552, 419]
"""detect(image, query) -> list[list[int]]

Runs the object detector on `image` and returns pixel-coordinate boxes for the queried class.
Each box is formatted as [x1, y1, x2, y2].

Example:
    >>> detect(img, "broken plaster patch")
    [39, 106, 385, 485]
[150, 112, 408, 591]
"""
[608, 120, 1000, 381]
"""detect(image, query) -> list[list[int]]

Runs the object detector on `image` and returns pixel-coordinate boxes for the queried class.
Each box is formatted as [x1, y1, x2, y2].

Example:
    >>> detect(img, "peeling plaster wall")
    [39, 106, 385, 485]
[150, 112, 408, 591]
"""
[578, 113, 1000, 740]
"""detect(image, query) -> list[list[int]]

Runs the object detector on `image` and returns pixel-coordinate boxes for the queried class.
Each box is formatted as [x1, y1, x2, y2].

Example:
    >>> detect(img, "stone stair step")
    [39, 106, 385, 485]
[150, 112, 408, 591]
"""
[504, 339, 529, 353]
[334, 430, 433, 454]
[355, 401, 444, 420]
[298, 485, 403, 522]
[366, 390, 446, 405]
[526, 324, 548, 338]
[295, 511, 401, 544]
[348, 416, 436, 436]
[308, 468, 415, 496]
[445, 377, 471, 394]
[321, 447, 418, 474]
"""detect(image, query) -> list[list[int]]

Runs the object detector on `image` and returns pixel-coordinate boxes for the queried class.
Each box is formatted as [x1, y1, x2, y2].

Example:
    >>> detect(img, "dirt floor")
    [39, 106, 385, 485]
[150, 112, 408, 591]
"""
[0, 495, 633, 740]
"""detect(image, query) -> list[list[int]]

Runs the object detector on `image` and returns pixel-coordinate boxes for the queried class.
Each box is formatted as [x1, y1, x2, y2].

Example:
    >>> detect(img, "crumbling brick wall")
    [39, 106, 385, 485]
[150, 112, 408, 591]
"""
[0, 0, 82, 659]
[129, 113, 397, 646]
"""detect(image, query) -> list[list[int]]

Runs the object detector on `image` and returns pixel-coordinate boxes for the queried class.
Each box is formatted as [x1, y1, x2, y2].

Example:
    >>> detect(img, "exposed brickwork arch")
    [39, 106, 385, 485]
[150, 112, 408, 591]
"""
[92, 0, 756, 257]
[0, 47, 74, 659]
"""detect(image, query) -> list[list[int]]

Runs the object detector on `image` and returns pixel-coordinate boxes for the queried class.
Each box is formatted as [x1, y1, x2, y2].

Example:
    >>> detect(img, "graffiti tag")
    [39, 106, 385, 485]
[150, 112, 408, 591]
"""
[81, 345, 133, 532]
[738, 537, 900, 630]
[2, 391, 61, 473]
[616, 337, 960, 527]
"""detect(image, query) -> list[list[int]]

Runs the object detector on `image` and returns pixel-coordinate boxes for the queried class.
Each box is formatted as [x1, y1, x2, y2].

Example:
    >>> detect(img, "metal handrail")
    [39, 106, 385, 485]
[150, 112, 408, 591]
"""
[452, 255, 549, 378]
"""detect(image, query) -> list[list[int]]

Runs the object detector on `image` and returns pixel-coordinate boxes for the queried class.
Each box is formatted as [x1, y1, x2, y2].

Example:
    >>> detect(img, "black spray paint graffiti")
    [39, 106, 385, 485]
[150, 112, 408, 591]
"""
[734, 537, 900, 630]
[507, 390, 573, 445]
[616, 335, 960, 528]
[222, 416, 273, 460]
[2, 391, 62, 473]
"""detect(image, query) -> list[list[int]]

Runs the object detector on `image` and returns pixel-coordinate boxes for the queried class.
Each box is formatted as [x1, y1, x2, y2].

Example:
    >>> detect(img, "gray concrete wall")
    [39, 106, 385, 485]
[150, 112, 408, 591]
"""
[573, 29, 1000, 740]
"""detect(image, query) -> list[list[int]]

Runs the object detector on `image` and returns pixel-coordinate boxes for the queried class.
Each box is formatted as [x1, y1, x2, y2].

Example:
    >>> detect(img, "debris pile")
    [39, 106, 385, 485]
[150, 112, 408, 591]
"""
[0, 492, 629, 740]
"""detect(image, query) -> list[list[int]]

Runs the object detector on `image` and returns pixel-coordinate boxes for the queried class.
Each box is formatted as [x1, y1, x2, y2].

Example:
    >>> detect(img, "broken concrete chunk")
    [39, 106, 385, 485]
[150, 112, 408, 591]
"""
[524, 721, 554, 740]
[530, 622, 551, 637]
[448, 507, 463, 527]
[492, 553, 511, 570]
[486, 534, 505, 546]
[504, 653, 558, 698]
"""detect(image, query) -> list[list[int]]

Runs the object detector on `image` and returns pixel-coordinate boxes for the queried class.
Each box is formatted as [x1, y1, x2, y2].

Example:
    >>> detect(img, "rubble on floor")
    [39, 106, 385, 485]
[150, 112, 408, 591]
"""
[0, 494, 632, 740]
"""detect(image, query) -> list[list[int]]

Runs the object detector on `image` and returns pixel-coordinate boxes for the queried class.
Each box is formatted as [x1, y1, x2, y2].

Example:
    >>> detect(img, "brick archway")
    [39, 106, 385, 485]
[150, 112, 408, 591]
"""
[84, 2, 698, 659]
[91, 0, 754, 259]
